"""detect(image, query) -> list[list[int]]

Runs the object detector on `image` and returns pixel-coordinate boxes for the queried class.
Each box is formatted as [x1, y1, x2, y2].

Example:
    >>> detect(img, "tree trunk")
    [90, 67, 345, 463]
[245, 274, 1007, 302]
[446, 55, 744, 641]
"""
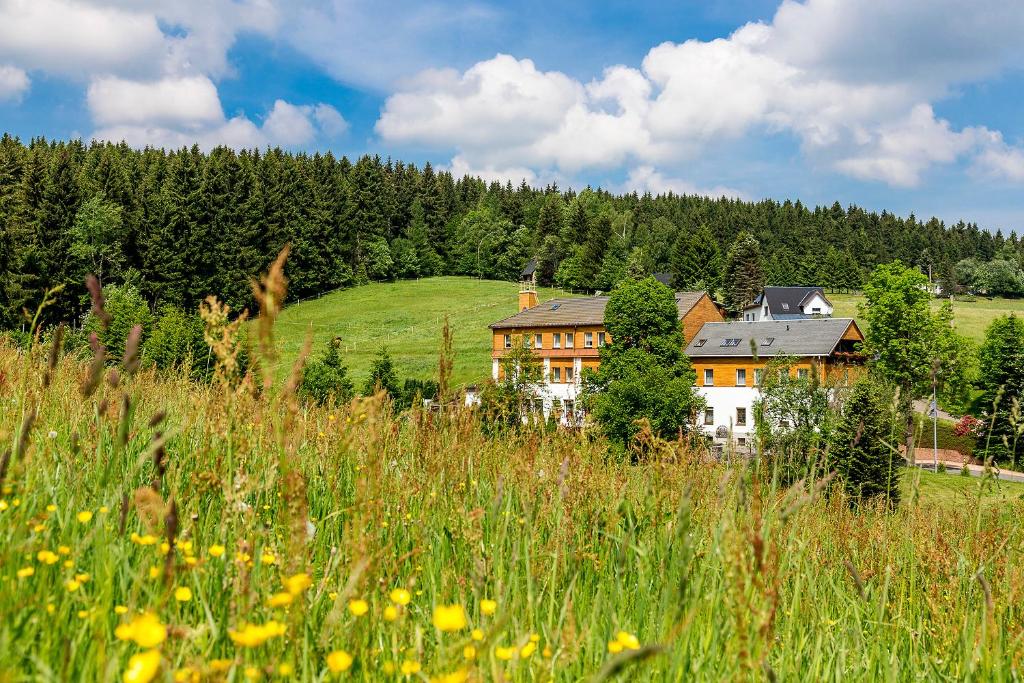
[902, 384, 915, 466]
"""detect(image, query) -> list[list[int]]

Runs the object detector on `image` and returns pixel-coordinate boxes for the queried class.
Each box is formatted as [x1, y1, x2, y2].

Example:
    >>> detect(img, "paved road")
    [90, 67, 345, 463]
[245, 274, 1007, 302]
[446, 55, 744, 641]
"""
[914, 461, 1024, 484]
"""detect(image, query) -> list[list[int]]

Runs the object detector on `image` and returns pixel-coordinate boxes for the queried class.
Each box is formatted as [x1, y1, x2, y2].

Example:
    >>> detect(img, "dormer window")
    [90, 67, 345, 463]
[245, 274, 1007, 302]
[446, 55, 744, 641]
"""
[781, 303, 790, 311]
[694, 339, 707, 348]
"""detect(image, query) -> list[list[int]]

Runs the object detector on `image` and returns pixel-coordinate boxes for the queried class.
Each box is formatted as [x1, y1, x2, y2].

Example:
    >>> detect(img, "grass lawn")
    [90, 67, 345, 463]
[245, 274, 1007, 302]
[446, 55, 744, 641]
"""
[273, 277, 577, 387]
[830, 292, 1024, 345]
[910, 468, 1024, 510]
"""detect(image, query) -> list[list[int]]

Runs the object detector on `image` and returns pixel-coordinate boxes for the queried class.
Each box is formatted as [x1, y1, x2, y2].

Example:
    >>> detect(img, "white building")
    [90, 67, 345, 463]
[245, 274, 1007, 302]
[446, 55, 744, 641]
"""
[685, 318, 865, 447]
[742, 286, 834, 322]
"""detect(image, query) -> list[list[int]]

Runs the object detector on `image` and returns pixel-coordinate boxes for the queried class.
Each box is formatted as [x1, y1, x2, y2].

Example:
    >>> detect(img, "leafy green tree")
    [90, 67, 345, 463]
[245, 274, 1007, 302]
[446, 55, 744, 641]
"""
[363, 347, 401, 399]
[831, 375, 901, 508]
[860, 261, 971, 458]
[723, 231, 764, 312]
[144, 305, 210, 380]
[584, 276, 703, 451]
[478, 336, 545, 431]
[83, 280, 152, 361]
[974, 314, 1024, 466]
[753, 357, 837, 483]
[300, 339, 355, 407]
[70, 195, 125, 287]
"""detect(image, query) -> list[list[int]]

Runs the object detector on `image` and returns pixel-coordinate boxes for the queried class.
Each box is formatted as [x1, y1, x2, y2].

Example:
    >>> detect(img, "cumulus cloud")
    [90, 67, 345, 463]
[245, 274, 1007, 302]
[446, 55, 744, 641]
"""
[89, 77, 346, 150]
[624, 166, 747, 200]
[376, 0, 1024, 188]
[0, 64, 30, 101]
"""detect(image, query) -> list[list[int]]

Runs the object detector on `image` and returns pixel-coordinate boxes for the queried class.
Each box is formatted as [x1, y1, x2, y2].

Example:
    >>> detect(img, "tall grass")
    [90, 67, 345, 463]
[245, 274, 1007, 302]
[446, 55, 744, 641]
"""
[1, 282, 1023, 680]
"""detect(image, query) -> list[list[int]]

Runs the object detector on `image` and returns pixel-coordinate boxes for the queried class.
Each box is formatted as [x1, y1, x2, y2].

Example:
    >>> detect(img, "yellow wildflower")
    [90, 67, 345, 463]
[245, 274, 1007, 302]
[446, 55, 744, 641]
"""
[607, 640, 623, 654]
[209, 659, 233, 672]
[37, 550, 59, 565]
[228, 621, 287, 647]
[389, 588, 411, 605]
[261, 553, 276, 565]
[471, 629, 484, 642]
[432, 604, 467, 632]
[58, 545, 70, 555]
[46, 604, 55, 614]
[480, 599, 497, 616]
[123, 649, 161, 683]
[400, 660, 421, 675]
[277, 663, 293, 676]
[148, 566, 161, 580]
[115, 612, 167, 648]
[244, 666, 261, 680]
[131, 533, 158, 546]
[268, 592, 293, 607]
[208, 544, 225, 558]
[542, 646, 552, 658]
[77, 510, 93, 523]
[75, 573, 90, 583]
[520, 642, 537, 658]
[174, 667, 199, 683]
[283, 573, 312, 596]
[115, 605, 129, 614]
[383, 605, 398, 622]
[16, 566, 34, 578]
[431, 670, 468, 683]
[495, 647, 514, 661]
[326, 650, 353, 673]
[0, 501, 7, 511]
[100, 506, 109, 514]
[174, 586, 192, 602]
[462, 645, 476, 661]
[615, 631, 640, 650]
[46, 504, 56, 512]
[348, 599, 369, 617]
[65, 579, 82, 592]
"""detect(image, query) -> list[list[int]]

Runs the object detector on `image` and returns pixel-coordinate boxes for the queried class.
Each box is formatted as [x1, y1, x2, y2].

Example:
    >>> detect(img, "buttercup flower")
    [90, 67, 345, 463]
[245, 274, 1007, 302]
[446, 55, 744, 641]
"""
[348, 599, 368, 617]
[115, 612, 167, 648]
[389, 588, 411, 606]
[283, 573, 312, 596]
[268, 592, 294, 607]
[326, 650, 353, 673]
[228, 621, 287, 647]
[432, 604, 467, 632]
[77, 510, 93, 523]
[122, 649, 161, 683]
[480, 599, 497, 616]
[208, 545, 225, 558]
[174, 586, 192, 602]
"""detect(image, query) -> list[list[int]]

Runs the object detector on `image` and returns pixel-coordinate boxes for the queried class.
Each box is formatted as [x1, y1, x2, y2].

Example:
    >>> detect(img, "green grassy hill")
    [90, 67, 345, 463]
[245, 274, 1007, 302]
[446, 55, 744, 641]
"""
[830, 292, 1024, 344]
[273, 277, 577, 387]
[273, 280, 1023, 389]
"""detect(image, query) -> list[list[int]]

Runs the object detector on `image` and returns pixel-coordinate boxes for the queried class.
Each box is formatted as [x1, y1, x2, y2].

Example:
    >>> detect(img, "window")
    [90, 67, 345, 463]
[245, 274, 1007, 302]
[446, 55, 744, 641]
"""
[737, 437, 746, 446]
[552, 367, 561, 382]
[754, 369, 763, 386]
[736, 407, 747, 426]
[503, 334, 511, 349]
[812, 307, 821, 314]
[704, 369, 714, 386]
[565, 333, 574, 349]
[797, 368, 809, 380]
[781, 302, 790, 311]
[763, 306, 768, 316]
[564, 400, 574, 415]
[598, 332, 606, 347]
[720, 338, 741, 347]
[704, 407, 714, 425]
[585, 331, 593, 348]
[735, 369, 746, 386]
[760, 337, 774, 346]
[553, 333, 561, 349]
[566, 366, 574, 382]
[694, 338, 707, 348]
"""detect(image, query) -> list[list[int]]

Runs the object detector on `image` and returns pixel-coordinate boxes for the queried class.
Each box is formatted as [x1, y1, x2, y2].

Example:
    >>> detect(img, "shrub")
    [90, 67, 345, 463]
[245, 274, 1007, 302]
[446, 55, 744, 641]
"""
[82, 281, 152, 360]
[831, 375, 901, 507]
[299, 339, 354, 407]
[144, 305, 211, 380]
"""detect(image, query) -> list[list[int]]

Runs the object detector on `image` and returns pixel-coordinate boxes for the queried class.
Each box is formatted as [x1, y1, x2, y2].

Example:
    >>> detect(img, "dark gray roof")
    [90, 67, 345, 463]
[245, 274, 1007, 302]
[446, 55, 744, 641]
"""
[521, 259, 537, 278]
[653, 272, 673, 286]
[490, 291, 709, 329]
[685, 318, 861, 357]
[748, 286, 832, 316]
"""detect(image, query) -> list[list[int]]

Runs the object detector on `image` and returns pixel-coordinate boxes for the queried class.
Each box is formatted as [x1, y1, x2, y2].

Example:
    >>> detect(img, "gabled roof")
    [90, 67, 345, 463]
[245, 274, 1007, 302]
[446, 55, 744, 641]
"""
[490, 291, 711, 330]
[685, 318, 862, 358]
[747, 286, 833, 315]
[653, 272, 673, 286]
[521, 259, 537, 278]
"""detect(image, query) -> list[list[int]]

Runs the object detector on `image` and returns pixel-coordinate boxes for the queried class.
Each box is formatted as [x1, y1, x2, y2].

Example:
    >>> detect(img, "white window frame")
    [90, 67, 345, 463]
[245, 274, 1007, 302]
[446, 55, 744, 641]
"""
[585, 331, 593, 348]
[704, 407, 714, 426]
[598, 332, 606, 347]
[736, 407, 747, 426]
[534, 333, 542, 349]
[797, 368, 809, 380]
[565, 332, 574, 349]
[735, 368, 746, 386]
[704, 369, 714, 386]
[754, 369, 763, 386]
[552, 366, 561, 382]
[503, 334, 511, 349]
[553, 333, 561, 349]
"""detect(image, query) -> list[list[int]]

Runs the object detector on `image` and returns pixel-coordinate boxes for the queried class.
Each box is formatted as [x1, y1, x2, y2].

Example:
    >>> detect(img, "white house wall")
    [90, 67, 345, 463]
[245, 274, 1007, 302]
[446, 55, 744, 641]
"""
[696, 385, 759, 442]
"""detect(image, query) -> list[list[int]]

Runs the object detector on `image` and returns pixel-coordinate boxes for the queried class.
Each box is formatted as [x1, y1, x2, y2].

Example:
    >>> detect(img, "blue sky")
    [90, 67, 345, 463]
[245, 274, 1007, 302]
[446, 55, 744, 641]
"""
[1, 0, 1022, 232]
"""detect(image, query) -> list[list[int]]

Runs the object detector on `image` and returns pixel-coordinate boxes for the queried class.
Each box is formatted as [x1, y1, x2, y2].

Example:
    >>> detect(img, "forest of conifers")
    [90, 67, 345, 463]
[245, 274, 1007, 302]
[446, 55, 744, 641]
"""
[0, 134, 1017, 328]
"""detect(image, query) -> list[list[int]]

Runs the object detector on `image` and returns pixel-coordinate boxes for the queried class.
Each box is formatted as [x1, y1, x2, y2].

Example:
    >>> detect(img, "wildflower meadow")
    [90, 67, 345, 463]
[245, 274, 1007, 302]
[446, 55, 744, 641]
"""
[1, 259, 1023, 682]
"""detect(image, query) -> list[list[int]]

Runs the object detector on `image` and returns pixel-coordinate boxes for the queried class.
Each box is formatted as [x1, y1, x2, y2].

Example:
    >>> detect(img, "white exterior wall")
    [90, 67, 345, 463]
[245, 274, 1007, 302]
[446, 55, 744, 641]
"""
[801, 292, 832, 316]
[696, 385, 759, 443]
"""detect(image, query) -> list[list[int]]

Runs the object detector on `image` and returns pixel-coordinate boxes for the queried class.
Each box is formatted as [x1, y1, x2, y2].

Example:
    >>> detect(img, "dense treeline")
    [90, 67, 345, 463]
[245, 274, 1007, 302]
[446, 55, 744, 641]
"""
[0, 134, 1017, 328]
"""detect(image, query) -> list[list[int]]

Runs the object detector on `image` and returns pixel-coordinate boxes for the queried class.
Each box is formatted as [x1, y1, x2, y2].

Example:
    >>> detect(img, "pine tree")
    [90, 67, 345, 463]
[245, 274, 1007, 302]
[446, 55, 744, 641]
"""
[831, 375, 900, 508]
[36, 147, 82, 320]
[723, 231, 764, 312]
[671, 224, 722, 293]
[363, 347, 401, 400]
[536, 193, 564, 240]
[975, 314, 1024, 467]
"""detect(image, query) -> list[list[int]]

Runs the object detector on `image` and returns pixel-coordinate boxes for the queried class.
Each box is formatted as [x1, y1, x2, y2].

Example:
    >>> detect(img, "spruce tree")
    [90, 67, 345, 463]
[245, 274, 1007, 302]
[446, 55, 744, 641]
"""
[831, 375, 900, 508]
[723, 231, 764, 312]
[363, 347, 401, 400]
[671, 224, 722, 293]
[975, 314, 1024, 467]
[36, 147, 82, 319]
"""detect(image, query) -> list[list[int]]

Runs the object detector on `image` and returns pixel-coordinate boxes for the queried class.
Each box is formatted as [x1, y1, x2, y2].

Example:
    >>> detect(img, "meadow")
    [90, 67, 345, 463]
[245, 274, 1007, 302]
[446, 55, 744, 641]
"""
[272, 279, 1023, 390]
[3, 290, 1024, 681]
[272, 278, 578, 387]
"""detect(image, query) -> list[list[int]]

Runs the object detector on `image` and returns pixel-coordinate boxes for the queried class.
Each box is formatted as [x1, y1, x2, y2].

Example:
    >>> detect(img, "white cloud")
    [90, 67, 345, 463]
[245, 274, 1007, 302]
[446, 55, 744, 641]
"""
[375, 1, 1024, 188]
[974, 138, 1024, 183]
[87, 75, 223, 128]
[0, 64, 29, 101]
[313, 103, 348, 137]
[624, 166, 747, 200]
